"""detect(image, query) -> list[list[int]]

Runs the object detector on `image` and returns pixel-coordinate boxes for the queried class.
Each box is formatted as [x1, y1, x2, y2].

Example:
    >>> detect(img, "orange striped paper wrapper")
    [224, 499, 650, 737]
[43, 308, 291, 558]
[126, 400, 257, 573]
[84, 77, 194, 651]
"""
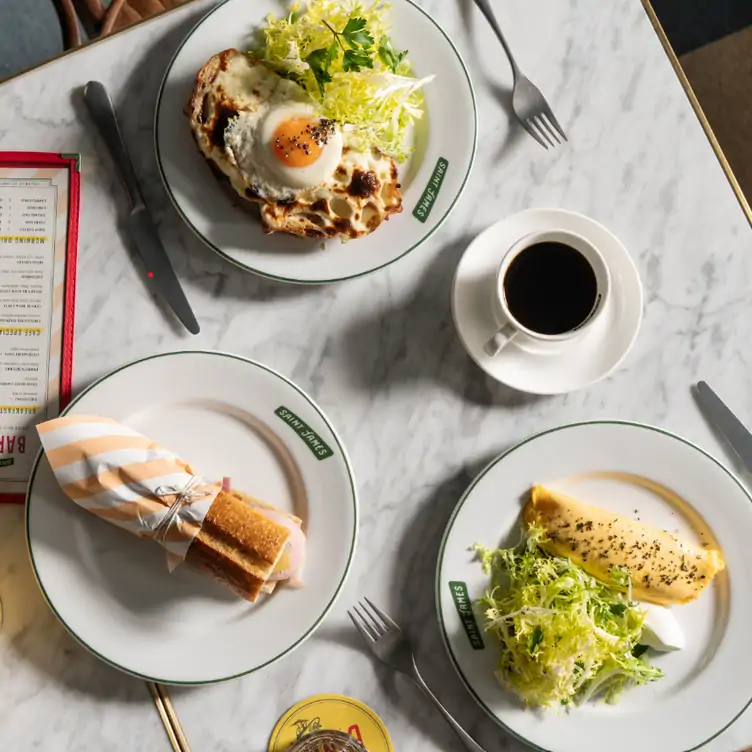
[37, 415, 221, 568]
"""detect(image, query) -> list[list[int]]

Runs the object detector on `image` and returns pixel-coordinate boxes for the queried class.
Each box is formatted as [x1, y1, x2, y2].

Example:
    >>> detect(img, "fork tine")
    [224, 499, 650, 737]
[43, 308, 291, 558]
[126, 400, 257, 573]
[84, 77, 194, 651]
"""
[348, 608, 377, 642]
[529, 117, 555, 148]
[521, 118, 548, 149]
[542, 107, 567, 141]
[536, 115, 561, 146]
[533, 114, 560, 148]
[363, 597, 400, 632]
[355, 602, 386, 637]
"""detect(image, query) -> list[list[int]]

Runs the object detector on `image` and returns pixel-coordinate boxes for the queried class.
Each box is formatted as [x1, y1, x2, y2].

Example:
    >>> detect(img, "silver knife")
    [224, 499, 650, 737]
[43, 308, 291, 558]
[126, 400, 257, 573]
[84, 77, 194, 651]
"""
[696, 381, 752, 473]
[83, 81, 200, 335]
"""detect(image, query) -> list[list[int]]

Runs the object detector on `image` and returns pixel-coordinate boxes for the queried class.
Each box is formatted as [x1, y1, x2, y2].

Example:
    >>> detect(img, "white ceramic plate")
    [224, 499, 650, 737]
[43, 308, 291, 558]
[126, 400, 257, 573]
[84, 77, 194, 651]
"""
[452, 209, 644, 395]
[155, 0, 477, 283]
[437, 422, 752, 752]
[26, 351, 357, 684]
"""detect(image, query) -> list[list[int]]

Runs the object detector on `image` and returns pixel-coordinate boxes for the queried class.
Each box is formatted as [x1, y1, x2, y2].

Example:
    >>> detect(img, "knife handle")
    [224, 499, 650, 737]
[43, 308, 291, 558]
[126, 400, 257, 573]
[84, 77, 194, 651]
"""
[84, 81, 145, 208]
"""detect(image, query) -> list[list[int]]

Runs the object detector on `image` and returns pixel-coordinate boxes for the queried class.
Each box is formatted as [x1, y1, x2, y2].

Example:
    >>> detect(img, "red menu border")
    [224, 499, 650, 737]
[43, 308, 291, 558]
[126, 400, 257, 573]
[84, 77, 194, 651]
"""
[0, 152, 80, 504]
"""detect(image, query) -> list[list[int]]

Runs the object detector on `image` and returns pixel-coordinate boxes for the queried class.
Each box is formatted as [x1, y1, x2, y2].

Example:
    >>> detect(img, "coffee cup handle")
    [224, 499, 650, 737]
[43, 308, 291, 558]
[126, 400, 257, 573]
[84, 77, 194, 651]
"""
[484, 323, 517, 357]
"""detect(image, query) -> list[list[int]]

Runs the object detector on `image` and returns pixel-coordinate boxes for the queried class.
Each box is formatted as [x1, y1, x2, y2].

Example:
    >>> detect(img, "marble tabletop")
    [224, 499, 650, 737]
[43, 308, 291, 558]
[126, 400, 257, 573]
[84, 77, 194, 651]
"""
[1, 0, 751, 750]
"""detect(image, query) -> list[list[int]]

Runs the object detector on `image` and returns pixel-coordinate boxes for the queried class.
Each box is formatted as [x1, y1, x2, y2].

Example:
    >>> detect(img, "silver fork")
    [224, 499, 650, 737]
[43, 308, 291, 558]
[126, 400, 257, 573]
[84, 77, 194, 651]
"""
[349, 599, 487, 752]
[472, 0, 567, 149]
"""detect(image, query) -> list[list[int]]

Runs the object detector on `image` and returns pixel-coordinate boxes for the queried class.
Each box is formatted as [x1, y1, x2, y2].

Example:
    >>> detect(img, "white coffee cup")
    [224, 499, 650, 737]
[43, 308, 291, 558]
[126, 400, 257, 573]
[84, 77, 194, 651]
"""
[484, 229, 611, 357]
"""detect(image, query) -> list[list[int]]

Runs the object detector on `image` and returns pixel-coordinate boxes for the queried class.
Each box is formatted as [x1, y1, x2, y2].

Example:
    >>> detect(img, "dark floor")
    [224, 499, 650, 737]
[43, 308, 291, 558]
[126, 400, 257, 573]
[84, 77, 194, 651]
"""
[0, 0, 66, 81]
[651, 0, 752, 208]
[651, 0, 752, 54]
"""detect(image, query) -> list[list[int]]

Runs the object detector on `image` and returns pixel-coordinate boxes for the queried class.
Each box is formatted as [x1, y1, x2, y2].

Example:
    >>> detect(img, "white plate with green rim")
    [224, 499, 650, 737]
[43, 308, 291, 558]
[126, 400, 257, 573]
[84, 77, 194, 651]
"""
[436, 421, 752, 752]
[155, 0, 477, 283]
[26, 350, 357, 684]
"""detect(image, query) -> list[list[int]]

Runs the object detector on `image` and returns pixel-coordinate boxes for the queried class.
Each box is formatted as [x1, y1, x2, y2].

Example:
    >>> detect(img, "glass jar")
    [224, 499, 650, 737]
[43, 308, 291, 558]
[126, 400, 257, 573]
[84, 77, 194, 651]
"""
[287, 730, 368, 752]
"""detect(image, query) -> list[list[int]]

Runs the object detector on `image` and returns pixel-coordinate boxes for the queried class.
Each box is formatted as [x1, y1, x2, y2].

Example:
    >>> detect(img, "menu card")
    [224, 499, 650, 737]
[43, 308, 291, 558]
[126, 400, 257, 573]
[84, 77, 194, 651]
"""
[0, 153, 79, 503]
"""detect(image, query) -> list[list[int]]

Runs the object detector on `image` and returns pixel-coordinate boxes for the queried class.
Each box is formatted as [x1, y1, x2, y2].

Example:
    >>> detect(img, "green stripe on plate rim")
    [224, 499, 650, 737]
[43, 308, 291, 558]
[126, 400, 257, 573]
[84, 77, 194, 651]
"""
[434, 419, 752, 752]
[25, 349, 359, 685]
[153, 0, 478, 284]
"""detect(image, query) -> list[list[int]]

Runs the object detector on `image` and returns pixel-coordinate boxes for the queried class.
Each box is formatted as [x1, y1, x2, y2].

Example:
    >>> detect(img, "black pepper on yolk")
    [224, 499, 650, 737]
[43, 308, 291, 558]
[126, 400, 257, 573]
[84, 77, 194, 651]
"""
[271, 117, 324, 167]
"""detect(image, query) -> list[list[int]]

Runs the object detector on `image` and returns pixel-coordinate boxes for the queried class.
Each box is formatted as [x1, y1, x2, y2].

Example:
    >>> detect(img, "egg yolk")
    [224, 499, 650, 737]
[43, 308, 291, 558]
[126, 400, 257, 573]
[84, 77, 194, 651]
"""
[271, 118, 329, 167]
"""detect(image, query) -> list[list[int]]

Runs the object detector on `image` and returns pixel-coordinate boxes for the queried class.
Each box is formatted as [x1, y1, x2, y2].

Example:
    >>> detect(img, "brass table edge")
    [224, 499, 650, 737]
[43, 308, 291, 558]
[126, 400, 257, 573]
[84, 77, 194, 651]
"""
[148, 681, 192, 752]
[641, 0, 752, 227]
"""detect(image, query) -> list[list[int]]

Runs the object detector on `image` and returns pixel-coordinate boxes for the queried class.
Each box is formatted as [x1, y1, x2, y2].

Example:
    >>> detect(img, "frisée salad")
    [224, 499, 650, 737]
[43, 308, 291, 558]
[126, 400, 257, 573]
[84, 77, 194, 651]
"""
[473, 525, 664, 709]
[253, 0, 432, 161]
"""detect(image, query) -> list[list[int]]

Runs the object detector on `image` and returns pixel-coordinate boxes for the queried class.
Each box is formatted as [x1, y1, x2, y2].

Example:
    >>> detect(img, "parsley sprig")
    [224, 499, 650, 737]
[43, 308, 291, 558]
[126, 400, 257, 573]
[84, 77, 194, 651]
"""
[304, 15, 407, 96]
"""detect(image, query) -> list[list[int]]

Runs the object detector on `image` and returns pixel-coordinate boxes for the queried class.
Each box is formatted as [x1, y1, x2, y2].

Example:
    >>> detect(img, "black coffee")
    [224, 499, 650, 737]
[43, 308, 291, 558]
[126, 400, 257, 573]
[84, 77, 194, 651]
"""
[503, 242, 598, 335]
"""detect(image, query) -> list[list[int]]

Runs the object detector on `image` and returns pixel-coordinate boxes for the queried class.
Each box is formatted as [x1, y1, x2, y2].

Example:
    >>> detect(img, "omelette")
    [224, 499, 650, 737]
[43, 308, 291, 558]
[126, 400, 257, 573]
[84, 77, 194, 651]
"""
[523, 485, 725, 605]
[186, 49, 403, 240]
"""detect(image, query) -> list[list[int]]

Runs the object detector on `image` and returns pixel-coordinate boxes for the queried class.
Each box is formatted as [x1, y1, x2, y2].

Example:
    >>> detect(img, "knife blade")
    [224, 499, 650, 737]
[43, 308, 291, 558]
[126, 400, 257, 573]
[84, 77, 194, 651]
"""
[696, 381, 752, 473]
[126, 207, 200, 335]
[83, 81, 199, 335]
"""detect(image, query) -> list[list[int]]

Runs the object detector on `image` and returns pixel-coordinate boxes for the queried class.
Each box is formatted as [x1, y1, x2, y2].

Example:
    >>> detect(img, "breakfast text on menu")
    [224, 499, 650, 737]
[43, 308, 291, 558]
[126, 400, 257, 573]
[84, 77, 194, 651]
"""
[0, 168, 69, 496]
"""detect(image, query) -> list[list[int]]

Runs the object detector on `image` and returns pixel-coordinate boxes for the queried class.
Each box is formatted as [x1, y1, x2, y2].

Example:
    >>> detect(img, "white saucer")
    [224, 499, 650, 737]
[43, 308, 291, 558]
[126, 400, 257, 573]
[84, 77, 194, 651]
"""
[452, 209, 643, 394]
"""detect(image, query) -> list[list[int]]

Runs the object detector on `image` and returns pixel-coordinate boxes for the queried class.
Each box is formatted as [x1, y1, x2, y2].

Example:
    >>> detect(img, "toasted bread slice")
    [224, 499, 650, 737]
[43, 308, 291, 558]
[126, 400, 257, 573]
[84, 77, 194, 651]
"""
[186, 48, 403, 240]
[185, 489, 290, 602]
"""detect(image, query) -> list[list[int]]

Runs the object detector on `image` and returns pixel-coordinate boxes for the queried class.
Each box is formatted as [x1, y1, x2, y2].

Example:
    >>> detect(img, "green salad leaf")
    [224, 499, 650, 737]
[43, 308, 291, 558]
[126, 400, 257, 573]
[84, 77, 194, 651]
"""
[342, 48, 374, 72]
[253, 0, 431, 160]
[378, 36, 408, 73]
[305, 43, 337, 96]
[340, 16, 375, 49]
[473, 525, 662, 708]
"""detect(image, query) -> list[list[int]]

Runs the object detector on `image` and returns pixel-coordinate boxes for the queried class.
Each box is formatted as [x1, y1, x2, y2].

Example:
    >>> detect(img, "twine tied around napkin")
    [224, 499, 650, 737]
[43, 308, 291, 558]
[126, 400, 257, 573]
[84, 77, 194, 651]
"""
[153, 476, 212, 544]
[37, 414, 221, 570]
[153, 476, 214, 568]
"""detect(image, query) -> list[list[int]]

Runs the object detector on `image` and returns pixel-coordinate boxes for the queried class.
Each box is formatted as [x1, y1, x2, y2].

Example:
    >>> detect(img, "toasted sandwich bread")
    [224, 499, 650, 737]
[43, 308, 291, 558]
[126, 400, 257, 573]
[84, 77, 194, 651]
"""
[185, 489, 290, 602]
[226, 488, 305, 595]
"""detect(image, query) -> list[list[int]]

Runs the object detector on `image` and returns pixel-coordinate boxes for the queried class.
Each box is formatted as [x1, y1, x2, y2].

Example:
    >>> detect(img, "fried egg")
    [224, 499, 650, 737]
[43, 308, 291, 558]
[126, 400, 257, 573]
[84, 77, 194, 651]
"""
[186, 53, 342, 200]
[226, 103, 344, 195]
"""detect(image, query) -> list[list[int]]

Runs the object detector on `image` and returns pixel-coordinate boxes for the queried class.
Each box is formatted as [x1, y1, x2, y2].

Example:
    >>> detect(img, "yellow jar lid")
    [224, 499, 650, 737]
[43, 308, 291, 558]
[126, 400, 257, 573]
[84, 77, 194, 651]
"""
[268, 694, 394, 752]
